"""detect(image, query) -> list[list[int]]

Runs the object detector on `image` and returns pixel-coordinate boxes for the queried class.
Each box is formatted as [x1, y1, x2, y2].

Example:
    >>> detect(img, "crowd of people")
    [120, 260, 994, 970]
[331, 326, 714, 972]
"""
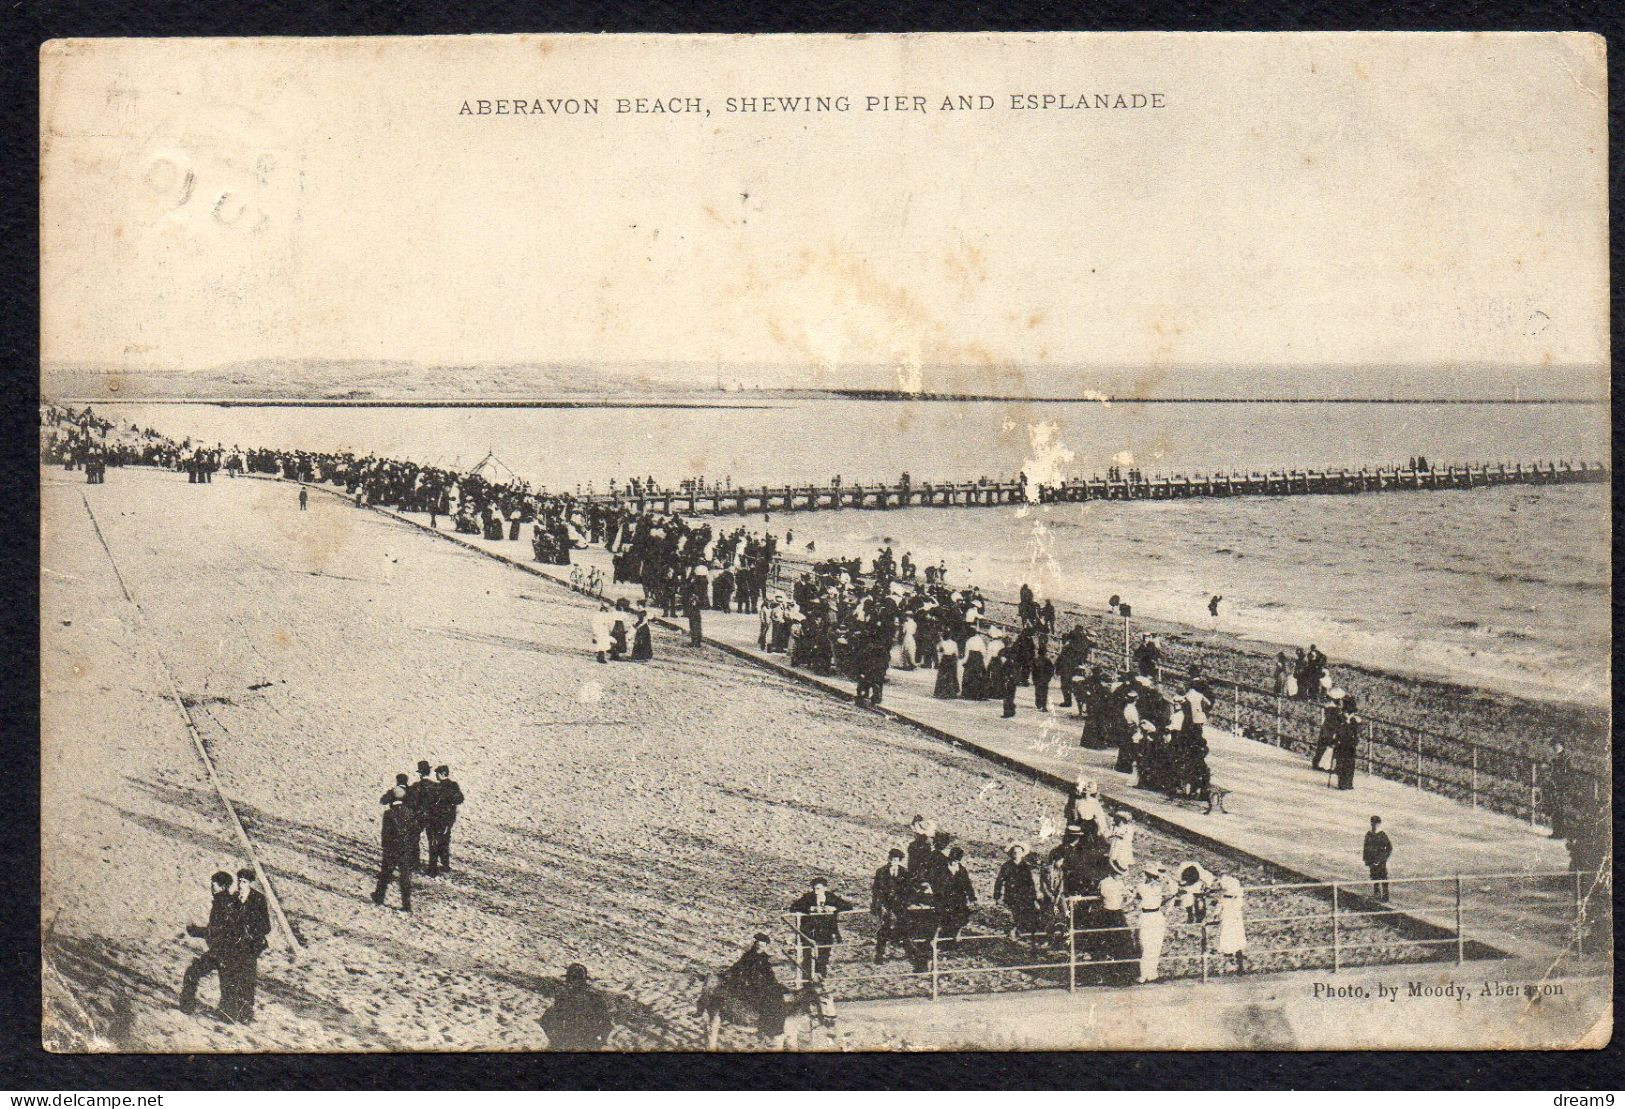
[729, 785, 1250, 1025]
[746, 554, 1226, 806]
[43, 404, 1605, 1031]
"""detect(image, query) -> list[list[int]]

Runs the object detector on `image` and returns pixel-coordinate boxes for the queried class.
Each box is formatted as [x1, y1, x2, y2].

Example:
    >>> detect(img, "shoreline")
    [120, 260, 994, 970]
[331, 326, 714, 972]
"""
[756, 515, 1606, 716]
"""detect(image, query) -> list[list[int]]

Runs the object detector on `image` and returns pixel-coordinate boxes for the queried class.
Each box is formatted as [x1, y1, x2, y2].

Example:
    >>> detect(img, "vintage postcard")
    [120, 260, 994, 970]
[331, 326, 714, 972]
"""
[39, 32, 1609, 1052]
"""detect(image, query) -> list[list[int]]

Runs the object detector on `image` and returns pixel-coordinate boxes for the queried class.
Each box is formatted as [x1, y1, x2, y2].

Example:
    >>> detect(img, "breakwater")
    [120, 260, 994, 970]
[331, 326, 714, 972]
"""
[590, 459, 1609, 514]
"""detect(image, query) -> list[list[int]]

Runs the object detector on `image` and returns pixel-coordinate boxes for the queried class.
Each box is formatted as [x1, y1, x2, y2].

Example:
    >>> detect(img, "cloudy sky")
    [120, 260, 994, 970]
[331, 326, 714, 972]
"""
[41, 33, 1609, 391]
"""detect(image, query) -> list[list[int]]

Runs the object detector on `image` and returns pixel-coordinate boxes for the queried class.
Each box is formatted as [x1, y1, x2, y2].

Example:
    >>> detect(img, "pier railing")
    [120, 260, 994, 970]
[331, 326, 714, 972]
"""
[780, 868, 1602, 1003]
[768, 558, 1603, 829]
[589, 459, 1608, 515]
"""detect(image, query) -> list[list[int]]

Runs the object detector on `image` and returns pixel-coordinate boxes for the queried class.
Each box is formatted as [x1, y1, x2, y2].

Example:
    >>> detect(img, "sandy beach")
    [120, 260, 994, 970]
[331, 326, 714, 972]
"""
[43, 465, 1390, 1052]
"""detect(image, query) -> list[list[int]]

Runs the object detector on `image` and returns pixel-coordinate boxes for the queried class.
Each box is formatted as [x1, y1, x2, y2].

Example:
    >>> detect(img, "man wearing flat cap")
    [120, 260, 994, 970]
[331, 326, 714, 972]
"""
[788, 878, 854, 982]
[230, 867, 271, 1023]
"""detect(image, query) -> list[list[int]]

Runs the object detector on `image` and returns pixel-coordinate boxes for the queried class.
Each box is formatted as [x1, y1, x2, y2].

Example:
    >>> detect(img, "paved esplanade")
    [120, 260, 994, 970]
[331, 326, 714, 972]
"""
[304, 483, 1578, 959]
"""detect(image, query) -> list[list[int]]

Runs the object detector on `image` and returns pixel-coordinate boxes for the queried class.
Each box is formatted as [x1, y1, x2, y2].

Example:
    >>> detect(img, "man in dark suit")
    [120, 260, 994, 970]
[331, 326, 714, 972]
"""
[179, 870, 242, 1017]
[404, 760, 438, 873]
[372, 787, 415, 911]
[230, 867, 272, 1023]
[426, 764, 465, 877]
[1032, 643, 1055, 712]
[1363, 815, 1393, 900]
[788, 878, 853, 982]
[870, 849, 910, 964]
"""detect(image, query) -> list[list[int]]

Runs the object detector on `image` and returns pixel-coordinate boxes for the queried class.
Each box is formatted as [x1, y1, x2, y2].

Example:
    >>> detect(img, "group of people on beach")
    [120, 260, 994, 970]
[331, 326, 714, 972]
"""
[178, 868, 271, 1024]
[372, 761, 466, 913]
[591, 598, 654, 663]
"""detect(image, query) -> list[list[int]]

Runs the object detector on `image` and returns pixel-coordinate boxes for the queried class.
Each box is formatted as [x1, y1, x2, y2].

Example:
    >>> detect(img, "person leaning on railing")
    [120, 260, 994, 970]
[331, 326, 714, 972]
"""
[787, 878, 854, 982]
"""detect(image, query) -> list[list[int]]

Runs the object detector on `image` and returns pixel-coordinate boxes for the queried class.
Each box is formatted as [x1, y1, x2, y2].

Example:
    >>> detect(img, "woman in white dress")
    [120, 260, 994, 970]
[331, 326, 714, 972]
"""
[1214, 874, 1248, 974]
[590, 602, 615, 663]
[897, 614, 918, 671]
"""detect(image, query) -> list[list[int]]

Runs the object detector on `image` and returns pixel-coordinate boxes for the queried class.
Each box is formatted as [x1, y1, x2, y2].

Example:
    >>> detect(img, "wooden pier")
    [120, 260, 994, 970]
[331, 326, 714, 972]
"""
[584, 459, 1610, 516]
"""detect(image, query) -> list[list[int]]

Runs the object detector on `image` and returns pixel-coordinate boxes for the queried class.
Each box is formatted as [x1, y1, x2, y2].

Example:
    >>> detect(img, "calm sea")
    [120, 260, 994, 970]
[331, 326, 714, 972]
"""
[103, 399, 1610, 703]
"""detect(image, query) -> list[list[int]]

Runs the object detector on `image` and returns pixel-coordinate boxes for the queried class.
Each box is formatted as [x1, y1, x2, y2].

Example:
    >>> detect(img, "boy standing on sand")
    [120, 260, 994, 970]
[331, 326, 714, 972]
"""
[179, 870, 243, 1018]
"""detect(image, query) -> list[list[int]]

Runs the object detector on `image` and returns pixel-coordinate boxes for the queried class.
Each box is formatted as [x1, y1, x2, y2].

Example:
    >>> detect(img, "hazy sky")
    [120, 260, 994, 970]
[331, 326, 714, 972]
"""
[41, 33, 1609, 389]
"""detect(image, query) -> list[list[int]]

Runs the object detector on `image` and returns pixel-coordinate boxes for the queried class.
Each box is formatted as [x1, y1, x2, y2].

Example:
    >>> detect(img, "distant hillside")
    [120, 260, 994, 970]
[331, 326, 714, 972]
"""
[40, 360, 724, 402]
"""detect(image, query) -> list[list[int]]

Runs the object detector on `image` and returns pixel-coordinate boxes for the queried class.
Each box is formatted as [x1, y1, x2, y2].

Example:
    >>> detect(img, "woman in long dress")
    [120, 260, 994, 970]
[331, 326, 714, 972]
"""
[590, 603, 614, 663]
[961, 629, 988, 700]
[932, 636, 960, 698]
[1213, 875, 1248, 974]
[631, 605, 653, 661]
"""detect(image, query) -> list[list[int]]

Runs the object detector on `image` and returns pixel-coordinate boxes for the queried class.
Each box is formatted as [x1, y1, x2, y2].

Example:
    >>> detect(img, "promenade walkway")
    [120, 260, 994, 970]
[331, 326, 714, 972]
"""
[308, 484, 1582, 962]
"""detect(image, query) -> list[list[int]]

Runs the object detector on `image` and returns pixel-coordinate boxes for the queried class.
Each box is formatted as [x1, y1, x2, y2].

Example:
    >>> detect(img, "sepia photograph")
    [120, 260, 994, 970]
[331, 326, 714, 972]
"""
[37, 31, 1610, 1053]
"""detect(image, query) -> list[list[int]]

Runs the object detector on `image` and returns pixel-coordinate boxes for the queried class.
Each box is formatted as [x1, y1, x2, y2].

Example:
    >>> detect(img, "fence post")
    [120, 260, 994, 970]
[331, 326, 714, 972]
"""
[1414, 730, 1423, 790]
[1331, 883, 1341, 973]
[1201, 918, 1210, 983]
[930, 934, 940, 1000]
[1364, 722, 1373, 776]
[1067, 907, 1077, 993]
[1232, 682, 1241, 734]
[1274, 694, 1282, 747]
[1454, 876, 1464, 964]
[1471, 745, 1479, 809]
[791, 916, 805, 990]
[1122, 617, 1131, 671]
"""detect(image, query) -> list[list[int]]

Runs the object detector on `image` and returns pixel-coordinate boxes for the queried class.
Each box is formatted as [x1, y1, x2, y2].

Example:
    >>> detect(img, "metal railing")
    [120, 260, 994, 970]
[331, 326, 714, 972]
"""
[768, 556, 1604, 828]
[781, 868, 1604, 1003]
